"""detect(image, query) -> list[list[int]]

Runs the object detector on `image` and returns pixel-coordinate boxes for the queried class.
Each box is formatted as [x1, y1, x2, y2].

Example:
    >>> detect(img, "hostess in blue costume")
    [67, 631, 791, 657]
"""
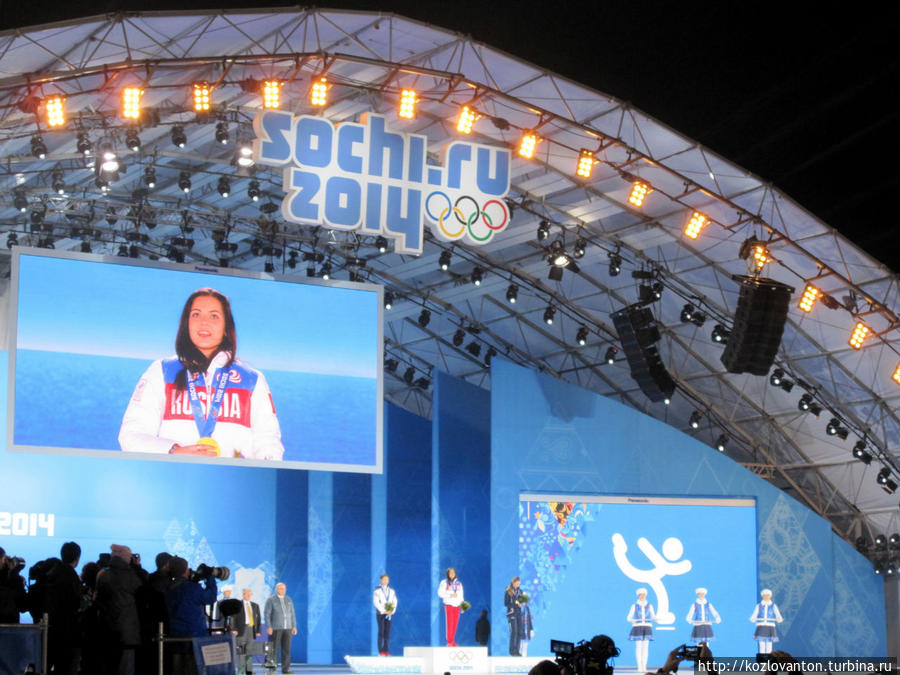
[685, 587, 721, 643]
[749, 589, 783, 654]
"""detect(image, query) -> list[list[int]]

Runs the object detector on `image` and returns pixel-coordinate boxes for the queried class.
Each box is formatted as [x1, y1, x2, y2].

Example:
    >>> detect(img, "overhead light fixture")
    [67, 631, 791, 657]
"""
[399, 89, 418, 119]
[739, 237, 772, 273]
[105, 206, 117, 225]
[576, 325, 589, 346]
[98, 142, 119, 173]
[456, 105, 476, 134]
[506, 284, 518, 304]
[536, 220, 550, 241]
[715, 434, 728, 452]
[604, 346, 617, 365]
[287, 251, 298, 269]
[143, 165, 156, 188]
[215, 121, 230, 144]
[628, 180, 650, 207]
[573, 238, 587, 258]
[892, 363, 900, 386]
[178, 171, 191, 193]
[76, 132, 92, 155]
[485, 346, 497, 366]
[679, 303, 706, 327]
[248, 180, 261, 201]
[711, 324, 730, 344]
[465, 341, 482, 357]
[236, 140, 254, 167]
[171, 125, 187, 148]
[217, 176, 230, 197]
[95, 175, 110, 192]
[193, 82, 212, 112]
[384, 291, 394, 310]
[403, 366, 415, 385]
[849, 321, 871, 350]
[13, 188, 27, 212]
[375, 236, 388, 253]
[548, 265, 564, 282]
[417, 309, 431, 328]
[878, 467, 897, 494]
[684, 212, 709, 239]
[543, 306, 555, 325]
[125, 128, 141, 152]
[310, 77, 329, 106]
[52, 171, 65, 194]
[769, 367, 795, 392]
[890, 533, 900, 550]
[689, 410, 702, 429]
[30, 135, 47, 159]
[638, 282, 663, 304]
[608, 251, 622, 276]
[471, 267, 484, 286]
[797, 393, 822, 416]
[439, 250, 451, 270]
[44, 95, 65, 127]
[122, 86, 143, 120]
[826, 417, 849, 440]
[576, 149, 594, 178]
[549, 239, 569, 267]
[852, 440, 873, 464]
[320, 262, 332, 280]
[518, 132, 538, 159]
[453, 328, 465, 347]
[798, 284, 822, 312]
[263, 80, 282, 108]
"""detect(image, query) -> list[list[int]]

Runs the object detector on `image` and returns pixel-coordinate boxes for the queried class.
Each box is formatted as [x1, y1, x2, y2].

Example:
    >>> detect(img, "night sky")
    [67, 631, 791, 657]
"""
[3, 1, 899, 270]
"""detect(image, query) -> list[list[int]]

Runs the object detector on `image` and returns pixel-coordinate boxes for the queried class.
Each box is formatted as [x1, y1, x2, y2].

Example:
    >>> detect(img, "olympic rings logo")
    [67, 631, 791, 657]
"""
[449, 651, 472, 663]
[425, 191, 509, 243]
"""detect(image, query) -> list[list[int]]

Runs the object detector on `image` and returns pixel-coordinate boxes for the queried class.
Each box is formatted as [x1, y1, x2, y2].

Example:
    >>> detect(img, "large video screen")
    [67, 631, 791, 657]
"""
[518, 494, 757, 662]
[7, 249, 382, 472]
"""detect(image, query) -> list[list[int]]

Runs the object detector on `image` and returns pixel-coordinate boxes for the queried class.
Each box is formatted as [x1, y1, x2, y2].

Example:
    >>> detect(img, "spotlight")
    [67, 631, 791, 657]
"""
[711, 324, 730, 344]
[576, 149, 594, 178]
[310, 77, 329, 106]
[608, 251, 622, 276]
[13, 188, 28, 212]
[264, 261, 275, 273]
[385, 358, 398, 373]
[171, 125, 187, 148]
[852, 440, 873, 465]
[399, 89, 418, 119]
[604, 346, 617, 364]
[689, 410, 702, 429]
[485, 346, 497, 366]
[797, 393, 822, 415]
[548, 265, 564, 282]
[263, 80, 282, 108]
[123, 128, 141, 152]
[536, 220, 550, 241]
[549, 240, 569, 267]
[576, 325, 589, 346]
[287, 251, 298, 269]
[105, 206, 117, 225]
[417, 309, 431, 328]
[193, 82, 212, 112]
[715, 434, 728, 452]
[248, 180, 260, 201]
[6, 233, 18, 249]
[217, 176, 230, 197]
[877, 468, 897, 494]
[628, 180, 650, 207]
[453, 328, 465, 347]
[215, 121, 230, 144]
[893, 363, 900, 386]
[52, 172, 65, 194]
[543, 306, 555, 325]
[638, 283, 661, 304]
[465, 341, 482, 357]
[76, 132, 92, 155]
[44, 95, 65, 127]
[471, 267, 484, 286]
[237, 141, 254, 167]
[439, 250, 451, 271]
[684, 212, 708, 239]
[143, 165, 156, 188]
[80, 241, 92, 253]
[875, 561, 885, 575]
[887, 561, 897, 577]
[122, 87, 143, 119]
[414, 377, 430, 390]
[855, 536, 869, 554]
[679, 303, 706, 327]
[890, 533, 900, 550]
[826, 417, 849, 440]
[849, 321, 871, 350]
[320, 262, 332, 280]
[178, 171, 191, 193]
[375, 236, 388, 253]
[875, 534, 888, 550]
[798, 284, 821, 313]
[456, 105, 476, 134]
[30, 135, 47, 159]
[506, 284, 518, 303]
[98, 142, 119, 172]
[403, 366, 415, 385]
[94, 175, 109, 192]
[518, 132, 538, 159]
[573, 238, 587, 258]
[739, 238, 772, 273]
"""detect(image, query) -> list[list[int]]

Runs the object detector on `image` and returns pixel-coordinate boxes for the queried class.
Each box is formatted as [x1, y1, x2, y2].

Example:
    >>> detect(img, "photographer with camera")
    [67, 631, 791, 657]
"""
[165, 558, 224, 675]
[95, 544, 148, 675]
[0, 546, 28, 624]
[552, 634, 620, 675]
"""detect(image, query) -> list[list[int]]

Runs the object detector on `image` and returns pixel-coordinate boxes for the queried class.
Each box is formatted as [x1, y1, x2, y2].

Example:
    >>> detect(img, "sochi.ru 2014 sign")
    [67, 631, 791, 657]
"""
[252, 111, 511, 255]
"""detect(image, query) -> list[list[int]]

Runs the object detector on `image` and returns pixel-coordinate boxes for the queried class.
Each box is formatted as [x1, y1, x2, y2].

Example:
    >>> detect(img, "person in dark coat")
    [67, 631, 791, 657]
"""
[0, 547, 28, 624]
[95, 544, 147, 675]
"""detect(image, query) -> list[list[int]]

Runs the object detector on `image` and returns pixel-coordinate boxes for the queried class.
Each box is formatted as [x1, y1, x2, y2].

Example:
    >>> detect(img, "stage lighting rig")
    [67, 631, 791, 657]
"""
[536, 219, 550, 241]
[13, 189, 28, 212]
[684, 212, 708, 239]
[375, 236, 388, 253]
[384, 358, 398, 373]
[768, 368, 795, 392]
[171, 125, 187, 148]
[453, 328, 465, 347]
[215, 121, 230, 144]
[825, 417, 849, 439]
[604, 346, 617, 364]
[31, 135, 47, 159]
[217, 176, 231, 197]
[506, 284, 518, 303]
[439, 250, 451, 271]
[143, 165, 156, 188]
[399, 89, 418, 119]
[125, 128, 141, 152]
[248, 180, 261, 201]
[178, 171, 191, 192]
[485, 347, 497, 366]
[456, 105, 476, 134]
[576, 149, 594, 178]
[403, 366, 415, 385]
[320, 262, 332, 280]
[875, 534, 888, 550]
[711, 324, 730, 344]
[52, 171, 65, 194]
[852, 440, 873, 464]
[417, 309, 431, 328]
[797, 393, 822, 416]
[573, 238, 587, 258]
[576, 325, 589, 346]
[689, 410, 702, 429]
[715, 434, 728, 452]
[543, 306, 555, 325]
[76, 132, 92, 155]
[679, 303, 706, 327]
[466, 341, 481, 357]
[518, 132, 538, 159]
[877, 468, 897, 494]
[471, 267, 484, 286]
[608, 251, 622, 276]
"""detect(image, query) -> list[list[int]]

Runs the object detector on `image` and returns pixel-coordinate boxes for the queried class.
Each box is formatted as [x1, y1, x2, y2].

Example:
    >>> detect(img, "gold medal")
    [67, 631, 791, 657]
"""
[197, 437, 220, 455]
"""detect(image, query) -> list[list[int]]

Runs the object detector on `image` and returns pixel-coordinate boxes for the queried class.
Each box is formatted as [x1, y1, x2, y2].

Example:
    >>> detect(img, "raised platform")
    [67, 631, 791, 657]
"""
[345, 649, 547, 674]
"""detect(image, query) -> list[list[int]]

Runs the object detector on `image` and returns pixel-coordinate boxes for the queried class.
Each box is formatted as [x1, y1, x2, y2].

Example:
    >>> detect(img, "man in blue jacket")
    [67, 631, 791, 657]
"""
[166, 557, 217, 675]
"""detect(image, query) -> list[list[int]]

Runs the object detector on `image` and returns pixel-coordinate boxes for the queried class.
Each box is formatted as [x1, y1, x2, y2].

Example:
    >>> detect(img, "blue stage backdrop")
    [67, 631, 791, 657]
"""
[489, 358, 886, 661]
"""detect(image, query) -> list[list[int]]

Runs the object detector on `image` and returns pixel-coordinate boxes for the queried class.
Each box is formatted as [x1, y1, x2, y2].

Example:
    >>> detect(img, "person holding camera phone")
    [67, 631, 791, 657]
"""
[626, 588, 656, 673]
[685, 588, 721, 644]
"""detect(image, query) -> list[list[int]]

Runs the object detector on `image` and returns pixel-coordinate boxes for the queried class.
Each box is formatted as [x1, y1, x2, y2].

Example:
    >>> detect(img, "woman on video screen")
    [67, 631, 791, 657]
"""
[118, 287, 284, 460]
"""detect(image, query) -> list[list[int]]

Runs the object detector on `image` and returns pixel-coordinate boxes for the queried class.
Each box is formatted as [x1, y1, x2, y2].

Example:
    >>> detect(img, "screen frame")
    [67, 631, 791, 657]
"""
[6, 246, 384, 474]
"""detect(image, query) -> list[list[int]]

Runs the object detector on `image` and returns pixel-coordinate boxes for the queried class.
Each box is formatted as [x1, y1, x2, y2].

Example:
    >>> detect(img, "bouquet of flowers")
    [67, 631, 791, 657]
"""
[384, 602, 395, 613]
[460, 601, 471, 612]
[518, 593, 530, 604]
